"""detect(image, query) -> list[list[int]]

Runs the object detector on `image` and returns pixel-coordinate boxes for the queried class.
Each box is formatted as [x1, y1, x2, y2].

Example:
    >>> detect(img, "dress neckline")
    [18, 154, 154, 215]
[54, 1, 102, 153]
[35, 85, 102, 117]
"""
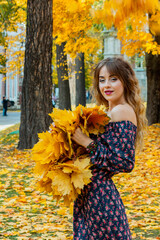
[107, 120, 137, 129]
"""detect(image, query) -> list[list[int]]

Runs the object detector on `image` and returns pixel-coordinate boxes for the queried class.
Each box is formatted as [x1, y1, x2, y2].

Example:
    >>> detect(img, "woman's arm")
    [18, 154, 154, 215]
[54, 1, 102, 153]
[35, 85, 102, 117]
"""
[86, 125, 136, 174]
[72, 122, 136, 174]
[72, 105, 137, 174]
[72, 104, 137, 148]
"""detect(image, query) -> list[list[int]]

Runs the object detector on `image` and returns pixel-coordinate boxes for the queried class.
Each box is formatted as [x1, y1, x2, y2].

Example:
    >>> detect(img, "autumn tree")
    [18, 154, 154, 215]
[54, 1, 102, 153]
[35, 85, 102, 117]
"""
[18, 0, 53, 149]
[95, 0, 160, 124]
[53, 0, 100, 108]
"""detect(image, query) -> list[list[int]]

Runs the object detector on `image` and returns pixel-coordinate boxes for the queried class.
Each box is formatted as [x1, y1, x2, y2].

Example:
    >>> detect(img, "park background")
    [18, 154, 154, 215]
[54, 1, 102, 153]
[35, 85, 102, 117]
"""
[0, 0, 160, 239]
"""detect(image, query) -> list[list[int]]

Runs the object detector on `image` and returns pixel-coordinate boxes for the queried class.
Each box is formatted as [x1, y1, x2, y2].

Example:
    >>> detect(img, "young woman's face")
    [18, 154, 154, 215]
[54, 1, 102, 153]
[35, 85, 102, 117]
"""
[98, 65, 125, 106]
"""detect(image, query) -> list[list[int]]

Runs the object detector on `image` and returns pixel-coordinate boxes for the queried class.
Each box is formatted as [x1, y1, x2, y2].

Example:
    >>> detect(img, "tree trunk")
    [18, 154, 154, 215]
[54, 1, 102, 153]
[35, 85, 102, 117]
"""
[145, 36, 160, 125]
[56, 42, 71, 110]
[75, 52, 86, 106]
[18, 0, 53, 149]
[0, 48, 7, 96]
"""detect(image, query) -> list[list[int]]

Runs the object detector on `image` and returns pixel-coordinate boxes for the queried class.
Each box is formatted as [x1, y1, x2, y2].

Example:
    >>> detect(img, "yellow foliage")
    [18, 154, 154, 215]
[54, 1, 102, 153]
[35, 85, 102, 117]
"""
[107, 0, 160, 19]
[0, 169, 9, 175]
[32, 128, 70, 164]
[116, 13, 160, 56]
[46, 158, 92, 203]
[32, 105, 110, 206]
[74, 104, 109, 134]
[0, 0, 26, 78]
[15, 0, 27, 6]
[94, 0, 160, 56]
[149, 12, 160, 35]
[53, 0, 100, 57]
[49, 108, 79, 133]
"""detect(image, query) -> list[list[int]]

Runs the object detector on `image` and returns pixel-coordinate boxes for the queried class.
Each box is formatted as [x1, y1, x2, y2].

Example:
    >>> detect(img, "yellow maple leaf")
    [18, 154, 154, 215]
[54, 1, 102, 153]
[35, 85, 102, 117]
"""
[32, 128, 70, 165]
[71, 173, 86, 189]
[47, 170, 74, 196]
[71, 170, 92, 189]
[75, 105, 110, 134]
[34, 162, 50, 177]
[37, 178, 52, 193]
[0, 169, 9, 175]
[74, 156, 91, 169]
[49, 108, 79, 133]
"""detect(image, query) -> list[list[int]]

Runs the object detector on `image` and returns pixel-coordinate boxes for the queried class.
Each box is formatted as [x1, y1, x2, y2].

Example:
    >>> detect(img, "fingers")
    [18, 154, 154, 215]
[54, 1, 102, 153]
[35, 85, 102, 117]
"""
[72, 128, 81, 138]
[74, 127, 81, 133]
[71, 128, 82, 143]
[71, 127, 93, 148]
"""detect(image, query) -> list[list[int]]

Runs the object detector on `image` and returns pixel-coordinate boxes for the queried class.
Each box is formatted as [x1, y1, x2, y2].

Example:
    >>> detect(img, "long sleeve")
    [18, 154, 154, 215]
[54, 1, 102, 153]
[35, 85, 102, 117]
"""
[86, 121, 137, 174]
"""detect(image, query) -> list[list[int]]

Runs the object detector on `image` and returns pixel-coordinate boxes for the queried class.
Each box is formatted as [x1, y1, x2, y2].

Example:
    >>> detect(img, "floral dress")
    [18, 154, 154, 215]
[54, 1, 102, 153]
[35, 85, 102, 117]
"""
[73, 121, 137, 240]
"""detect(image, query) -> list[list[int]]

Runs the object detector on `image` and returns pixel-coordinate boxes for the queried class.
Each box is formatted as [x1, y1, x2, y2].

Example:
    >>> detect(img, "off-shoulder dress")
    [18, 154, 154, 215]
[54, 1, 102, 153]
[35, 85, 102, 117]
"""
[73, 120, 137, 240]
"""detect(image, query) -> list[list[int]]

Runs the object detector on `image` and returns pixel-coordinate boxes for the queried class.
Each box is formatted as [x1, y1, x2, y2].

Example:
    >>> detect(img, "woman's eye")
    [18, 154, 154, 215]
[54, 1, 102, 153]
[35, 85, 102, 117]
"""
[110, 78, 117, 81]
[99, 78, 104, 82]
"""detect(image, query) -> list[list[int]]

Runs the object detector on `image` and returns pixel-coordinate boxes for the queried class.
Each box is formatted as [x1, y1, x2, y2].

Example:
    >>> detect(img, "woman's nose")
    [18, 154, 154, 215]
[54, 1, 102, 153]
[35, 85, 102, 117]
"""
[105, 79, 111, 87]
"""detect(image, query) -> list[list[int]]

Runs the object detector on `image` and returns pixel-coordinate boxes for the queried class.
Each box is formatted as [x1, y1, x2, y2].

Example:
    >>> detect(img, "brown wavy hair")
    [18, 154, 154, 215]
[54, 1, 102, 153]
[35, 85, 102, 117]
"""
[92, 57, 147, 150]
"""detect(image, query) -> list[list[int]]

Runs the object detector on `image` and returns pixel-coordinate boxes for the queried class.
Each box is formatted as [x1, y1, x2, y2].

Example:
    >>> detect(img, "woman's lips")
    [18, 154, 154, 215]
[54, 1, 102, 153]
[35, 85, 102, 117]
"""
[104, 90, 113, 95]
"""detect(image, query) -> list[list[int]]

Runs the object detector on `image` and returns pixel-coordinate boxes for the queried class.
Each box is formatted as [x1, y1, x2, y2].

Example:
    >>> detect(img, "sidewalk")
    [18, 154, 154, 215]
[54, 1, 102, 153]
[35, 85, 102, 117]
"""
[0, 111, 21, 131]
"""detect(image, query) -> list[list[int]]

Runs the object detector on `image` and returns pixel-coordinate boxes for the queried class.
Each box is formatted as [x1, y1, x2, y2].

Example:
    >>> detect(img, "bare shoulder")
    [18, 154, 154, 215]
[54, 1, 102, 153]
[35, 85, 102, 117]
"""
[110, 104, 137, 126]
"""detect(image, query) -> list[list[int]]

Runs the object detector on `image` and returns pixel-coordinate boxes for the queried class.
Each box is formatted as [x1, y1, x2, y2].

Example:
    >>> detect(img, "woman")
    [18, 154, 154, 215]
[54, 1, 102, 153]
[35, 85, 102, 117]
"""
[72, 57, 147, 239]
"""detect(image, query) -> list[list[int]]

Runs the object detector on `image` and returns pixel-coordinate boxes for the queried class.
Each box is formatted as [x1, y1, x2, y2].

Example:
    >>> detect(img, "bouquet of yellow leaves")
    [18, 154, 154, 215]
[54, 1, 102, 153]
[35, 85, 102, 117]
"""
[32, 105, 110, 206]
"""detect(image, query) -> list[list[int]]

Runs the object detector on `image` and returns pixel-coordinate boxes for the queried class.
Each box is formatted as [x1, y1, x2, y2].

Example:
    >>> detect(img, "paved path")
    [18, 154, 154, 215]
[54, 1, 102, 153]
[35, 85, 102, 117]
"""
[0, 111, 21, 131]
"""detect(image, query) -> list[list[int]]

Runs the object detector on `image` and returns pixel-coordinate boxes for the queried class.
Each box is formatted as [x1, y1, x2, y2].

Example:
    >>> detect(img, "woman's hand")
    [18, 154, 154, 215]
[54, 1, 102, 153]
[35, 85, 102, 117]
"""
[72, 128, 93, 148]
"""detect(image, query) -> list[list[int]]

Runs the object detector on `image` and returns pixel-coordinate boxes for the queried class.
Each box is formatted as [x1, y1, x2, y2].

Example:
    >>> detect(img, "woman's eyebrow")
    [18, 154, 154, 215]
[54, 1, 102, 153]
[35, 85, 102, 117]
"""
[99, 74, 115, 78]
[99, 75, 105, 78]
